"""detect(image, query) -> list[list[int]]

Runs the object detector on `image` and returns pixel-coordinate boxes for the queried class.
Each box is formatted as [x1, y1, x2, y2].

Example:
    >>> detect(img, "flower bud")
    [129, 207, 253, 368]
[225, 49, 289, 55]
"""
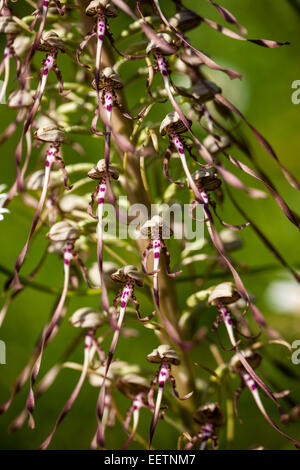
[193, 168, 221, 191]
[219, 229, 243, 252]
[89, 261, 119, 290]
[111, 265, 144, 287]
[169, 9, 201, 33]
[193, 402, 224, 427]
[116, 374, 149, 398]
[0, 17, 21, 34]
[189, 80, 221, 104]
[140, 215, 172, 239]
[88, 159, 119, 180]
[230, 349, 262, 373]
[203, 135, 231, 155]
[39, 30, 65, 52]
[34, 125, 65, 143]
[146, 33, 174, 56]
[146, 344, 180, 365]
[7, 89, 34, 109]
[12, 35, 31, 57]
[69, 307, 107, 329]
[160, 111, 191, 136]
[85, 0, 118, 18]
[208, 282, 241, 306]
[59, 195, 88, 213]
[47, 221, 80, 242]
[91, 67, 123, 90]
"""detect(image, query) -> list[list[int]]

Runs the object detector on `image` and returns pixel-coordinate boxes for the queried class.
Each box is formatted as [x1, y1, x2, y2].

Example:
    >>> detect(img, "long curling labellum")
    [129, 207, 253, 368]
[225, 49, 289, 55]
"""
[149, 361, 170, 449]
[39, 332, 93, 449]
[26, 245, 72, 428]
[122, 393, 144, 450]
[14, 145, 57, 280]
[95, 14, 105, 75]
[219, 305, 237, 347]
[0, 46, 10, 104]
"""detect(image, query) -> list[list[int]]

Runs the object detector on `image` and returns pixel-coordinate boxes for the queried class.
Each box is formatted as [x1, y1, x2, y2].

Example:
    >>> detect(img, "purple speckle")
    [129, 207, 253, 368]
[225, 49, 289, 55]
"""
[159, 381, 165, 387]
[121, 301, 126, 308]
[64, 259, 69, 266]
[98, 197, 104, 204]
[106, 104, 112, 112]
[46, 160, 50, 167]
[99, 34, 104, 40]
[154, 252, 159, 259]
[43, 68, 48, 76]
[251, 385, 256, 391]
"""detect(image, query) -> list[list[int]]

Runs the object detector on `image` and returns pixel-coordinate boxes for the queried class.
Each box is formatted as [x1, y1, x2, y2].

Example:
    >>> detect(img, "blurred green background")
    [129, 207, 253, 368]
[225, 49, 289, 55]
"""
[0, 0, 300, 450]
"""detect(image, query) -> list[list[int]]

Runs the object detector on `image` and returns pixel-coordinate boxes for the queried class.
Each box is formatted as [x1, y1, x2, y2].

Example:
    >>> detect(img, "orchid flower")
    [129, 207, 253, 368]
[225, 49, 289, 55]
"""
[77, 0, 118, 77]
[39, 308, 107, 449]
[184, 402, 224, 450]
[230, 350, 300, 449]
[147, 345, 193, 449]
[116, 374, 151, 449]
[12, 126, 68, 287]
[96, 265, 154, 446]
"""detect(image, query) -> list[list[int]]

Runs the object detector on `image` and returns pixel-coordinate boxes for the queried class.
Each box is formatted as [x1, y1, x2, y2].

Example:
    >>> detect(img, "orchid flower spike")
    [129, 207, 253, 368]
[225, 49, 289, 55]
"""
[147, 344, 193, 449]
[230, 349, 300, 449]
[185, 402, 224, 450]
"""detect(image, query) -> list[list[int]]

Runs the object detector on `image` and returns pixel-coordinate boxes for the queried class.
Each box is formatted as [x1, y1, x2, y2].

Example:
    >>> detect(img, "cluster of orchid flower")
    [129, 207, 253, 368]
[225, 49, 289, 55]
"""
[0, 0, 300, 450]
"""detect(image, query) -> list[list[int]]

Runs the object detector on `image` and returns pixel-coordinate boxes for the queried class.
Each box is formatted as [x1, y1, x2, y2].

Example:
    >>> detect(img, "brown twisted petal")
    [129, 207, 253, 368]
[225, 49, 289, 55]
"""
[193, 168, 222, 191]
[208, 282, 241, 306]
[110, 265, 144, 287]
[219, 229, 243, 252]
[86, 0, 118, 17]
[38, 30, 65, 52]
[189, 80, 222, 103]
[7, 90, 34, 109]
[47, 221, 80, 242]
[146, 32, 174, 56]
[203, 134, 231, 155]
[230, 349, 262, 373]
[159, 111, 192, 136]
[34, 125, 65, 143]
[169, 9, 202, 33]
[116, 374, 149, 398]
[140, 215, 172, 238]
[69, 307, 107, 329]
[88, 159, 119, 180]
[146, 344, 181, 365]
[193, 402, 225, 427]
[91, 67, 123, 90]
[0, 17, 21, 34]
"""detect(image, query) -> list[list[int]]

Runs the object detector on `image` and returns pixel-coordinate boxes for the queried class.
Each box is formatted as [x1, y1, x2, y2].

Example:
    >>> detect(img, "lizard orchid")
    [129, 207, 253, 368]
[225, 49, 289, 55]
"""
[230, 350, 300, 449]
[140, 215, 181, 306]
[184, 402, 224, 450]
[78, 0, 118, 78]
[88, 158, 119, 320]
[13, 125, 68, 288]
[116, 374, 151, 450]
[39, 308, 107, 449]
[147, 344, 193, 449]
[97, 265, 154, 446]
